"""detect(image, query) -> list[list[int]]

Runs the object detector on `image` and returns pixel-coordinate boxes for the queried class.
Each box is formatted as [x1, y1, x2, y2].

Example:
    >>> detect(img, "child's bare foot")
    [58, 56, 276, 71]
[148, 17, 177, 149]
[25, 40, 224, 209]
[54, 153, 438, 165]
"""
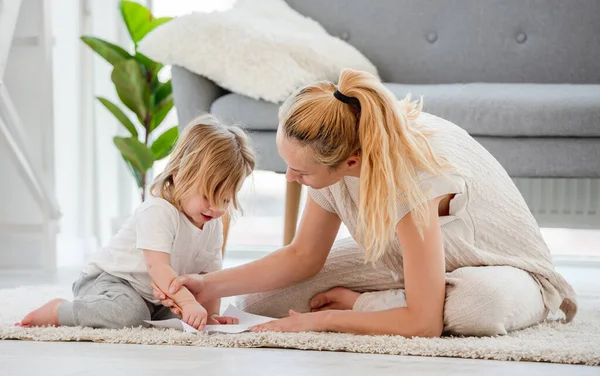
[16, 298, 65, 327]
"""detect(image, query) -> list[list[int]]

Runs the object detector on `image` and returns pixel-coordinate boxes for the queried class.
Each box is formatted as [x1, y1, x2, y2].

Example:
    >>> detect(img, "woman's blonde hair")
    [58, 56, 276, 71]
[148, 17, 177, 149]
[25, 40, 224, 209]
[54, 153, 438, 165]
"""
[279, 69, 447, 263]
[150, 114, 255, 213]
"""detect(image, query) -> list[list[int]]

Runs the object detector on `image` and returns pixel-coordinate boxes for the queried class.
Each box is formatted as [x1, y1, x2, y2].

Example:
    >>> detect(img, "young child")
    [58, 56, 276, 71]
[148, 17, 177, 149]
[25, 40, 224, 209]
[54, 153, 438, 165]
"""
[18, 114, 256, 330]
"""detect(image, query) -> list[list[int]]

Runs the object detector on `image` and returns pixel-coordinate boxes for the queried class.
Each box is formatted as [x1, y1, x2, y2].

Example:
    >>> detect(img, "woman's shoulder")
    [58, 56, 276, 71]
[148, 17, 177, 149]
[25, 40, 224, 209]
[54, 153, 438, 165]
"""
[417, 112, 502, 174]
[308, 185, 340, 214]
[308, 176, 364, 215]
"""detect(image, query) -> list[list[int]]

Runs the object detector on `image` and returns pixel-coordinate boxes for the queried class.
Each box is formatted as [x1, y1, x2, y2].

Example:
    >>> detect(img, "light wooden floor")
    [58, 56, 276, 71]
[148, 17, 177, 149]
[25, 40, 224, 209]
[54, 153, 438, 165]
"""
[1, 341, 599, 376]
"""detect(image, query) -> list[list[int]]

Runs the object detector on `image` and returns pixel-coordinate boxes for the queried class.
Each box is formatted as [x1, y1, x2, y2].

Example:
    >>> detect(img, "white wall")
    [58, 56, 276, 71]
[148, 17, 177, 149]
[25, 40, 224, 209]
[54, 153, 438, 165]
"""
[53, 0, 140, 267]
[87, 0, 138, 248]
[0, 0, 143, 270]
[51, 0, 89, 267]
[0, 0, 56, 270]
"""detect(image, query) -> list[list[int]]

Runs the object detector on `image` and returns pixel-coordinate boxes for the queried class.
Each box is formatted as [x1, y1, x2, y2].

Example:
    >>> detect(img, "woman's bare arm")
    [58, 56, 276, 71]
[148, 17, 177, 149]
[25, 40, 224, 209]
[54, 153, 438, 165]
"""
[323, 196, 446, 337]
[200, 197, 342, 301]
[252, 196, 447, 337]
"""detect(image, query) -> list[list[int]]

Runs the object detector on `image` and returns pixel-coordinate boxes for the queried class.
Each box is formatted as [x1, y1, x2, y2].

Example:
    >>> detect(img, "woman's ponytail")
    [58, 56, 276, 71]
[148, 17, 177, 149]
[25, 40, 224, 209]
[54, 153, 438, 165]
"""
[280, 68, 447, 262]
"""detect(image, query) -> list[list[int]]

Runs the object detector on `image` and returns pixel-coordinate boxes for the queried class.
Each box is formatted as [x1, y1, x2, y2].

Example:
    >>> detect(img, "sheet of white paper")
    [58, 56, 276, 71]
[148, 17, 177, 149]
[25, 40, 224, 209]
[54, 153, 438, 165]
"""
[221, 305, 275, 326]
[144, 318, 199, 333]
[145, 305, 275, 334]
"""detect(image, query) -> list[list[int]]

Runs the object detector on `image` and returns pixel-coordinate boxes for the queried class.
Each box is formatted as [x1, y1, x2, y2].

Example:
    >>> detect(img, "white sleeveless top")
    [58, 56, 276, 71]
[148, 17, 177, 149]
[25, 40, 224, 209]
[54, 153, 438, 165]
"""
[308, 112, 577, 321]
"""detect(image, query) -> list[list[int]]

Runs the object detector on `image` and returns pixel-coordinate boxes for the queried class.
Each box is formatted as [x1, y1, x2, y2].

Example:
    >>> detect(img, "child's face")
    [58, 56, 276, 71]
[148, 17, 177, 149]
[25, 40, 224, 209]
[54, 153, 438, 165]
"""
[181, 193, 228, 229]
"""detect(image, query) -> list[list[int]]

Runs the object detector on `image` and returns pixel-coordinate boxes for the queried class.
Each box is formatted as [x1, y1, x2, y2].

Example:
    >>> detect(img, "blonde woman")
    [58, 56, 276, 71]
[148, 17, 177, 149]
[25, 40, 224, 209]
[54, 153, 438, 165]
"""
[155, 69, 577, 337]
[19, 115, 255, 330]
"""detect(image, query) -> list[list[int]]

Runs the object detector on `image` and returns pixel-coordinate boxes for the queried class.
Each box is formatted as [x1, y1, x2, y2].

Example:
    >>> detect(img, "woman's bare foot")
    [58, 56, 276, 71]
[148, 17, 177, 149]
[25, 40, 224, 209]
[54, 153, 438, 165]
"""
[309, 287, 361, 312]
[16, 298, 65, 327]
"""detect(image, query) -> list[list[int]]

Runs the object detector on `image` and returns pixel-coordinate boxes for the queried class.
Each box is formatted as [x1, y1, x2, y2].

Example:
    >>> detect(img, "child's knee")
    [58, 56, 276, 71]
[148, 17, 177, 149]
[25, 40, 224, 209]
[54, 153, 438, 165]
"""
[443, 266, 547, 336]
[108, 305, 150, 329]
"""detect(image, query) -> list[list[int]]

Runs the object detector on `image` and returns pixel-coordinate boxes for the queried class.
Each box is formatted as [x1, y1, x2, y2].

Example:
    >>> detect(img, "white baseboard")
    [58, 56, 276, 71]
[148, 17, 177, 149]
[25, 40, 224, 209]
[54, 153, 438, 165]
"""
[0, 220, 58, 271]
[552, 255, 600, 268]
[514, 178, 600, 229]
[0, 232, 45, 269]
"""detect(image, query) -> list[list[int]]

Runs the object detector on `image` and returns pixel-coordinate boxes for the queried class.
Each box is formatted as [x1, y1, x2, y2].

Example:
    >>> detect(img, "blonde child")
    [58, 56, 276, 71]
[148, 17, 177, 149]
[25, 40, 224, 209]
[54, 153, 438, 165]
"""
[19, 114, 255, 330]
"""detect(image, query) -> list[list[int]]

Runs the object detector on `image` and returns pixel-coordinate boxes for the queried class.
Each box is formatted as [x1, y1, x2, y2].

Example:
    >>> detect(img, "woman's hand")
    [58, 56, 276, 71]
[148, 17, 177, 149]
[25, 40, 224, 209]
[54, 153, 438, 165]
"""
[152, 274, 206, 315]
[249, 310, 329, 333]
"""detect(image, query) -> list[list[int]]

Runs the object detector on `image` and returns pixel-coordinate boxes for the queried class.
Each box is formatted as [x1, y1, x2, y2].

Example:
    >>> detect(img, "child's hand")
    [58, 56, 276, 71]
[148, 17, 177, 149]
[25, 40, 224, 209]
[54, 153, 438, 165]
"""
[181, 302, 208, 330]
[207, 314, 239, 325]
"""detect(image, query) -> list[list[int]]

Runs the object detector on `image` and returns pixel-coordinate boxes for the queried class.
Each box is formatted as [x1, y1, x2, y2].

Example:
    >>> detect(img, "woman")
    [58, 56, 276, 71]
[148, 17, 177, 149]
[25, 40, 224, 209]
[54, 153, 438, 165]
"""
[154, 69, 577, 337]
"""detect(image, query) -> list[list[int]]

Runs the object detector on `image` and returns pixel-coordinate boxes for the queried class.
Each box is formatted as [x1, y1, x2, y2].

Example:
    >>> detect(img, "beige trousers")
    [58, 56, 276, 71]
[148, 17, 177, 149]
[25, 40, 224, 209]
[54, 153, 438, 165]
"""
[236, 238, 548, 336]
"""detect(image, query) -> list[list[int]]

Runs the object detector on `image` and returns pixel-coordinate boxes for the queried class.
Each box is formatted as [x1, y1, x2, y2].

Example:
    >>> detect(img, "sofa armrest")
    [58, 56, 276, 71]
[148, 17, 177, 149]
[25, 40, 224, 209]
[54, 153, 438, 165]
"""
[171, 66, 226, 128]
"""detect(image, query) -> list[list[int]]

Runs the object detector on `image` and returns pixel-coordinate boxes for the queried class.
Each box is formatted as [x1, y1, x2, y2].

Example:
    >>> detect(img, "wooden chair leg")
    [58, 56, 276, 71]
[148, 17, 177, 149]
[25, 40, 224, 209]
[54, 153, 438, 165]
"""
[284, 180, 302, 246]
[221, 212, 230, 256]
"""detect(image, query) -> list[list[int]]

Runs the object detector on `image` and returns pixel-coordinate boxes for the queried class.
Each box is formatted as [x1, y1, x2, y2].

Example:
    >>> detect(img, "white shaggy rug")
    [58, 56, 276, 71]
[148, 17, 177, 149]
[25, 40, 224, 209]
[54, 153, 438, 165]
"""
[1, 284, 599, 366]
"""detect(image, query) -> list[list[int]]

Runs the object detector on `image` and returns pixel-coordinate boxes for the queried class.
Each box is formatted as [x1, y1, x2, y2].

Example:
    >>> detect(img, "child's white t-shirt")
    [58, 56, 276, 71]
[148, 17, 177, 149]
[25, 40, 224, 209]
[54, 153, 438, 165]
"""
[83, 196, 223, 303]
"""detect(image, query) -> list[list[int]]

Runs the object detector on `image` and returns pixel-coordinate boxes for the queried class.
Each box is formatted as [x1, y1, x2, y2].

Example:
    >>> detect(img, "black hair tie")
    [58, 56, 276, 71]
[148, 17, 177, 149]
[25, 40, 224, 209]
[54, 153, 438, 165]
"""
[333, 89, 361, 110]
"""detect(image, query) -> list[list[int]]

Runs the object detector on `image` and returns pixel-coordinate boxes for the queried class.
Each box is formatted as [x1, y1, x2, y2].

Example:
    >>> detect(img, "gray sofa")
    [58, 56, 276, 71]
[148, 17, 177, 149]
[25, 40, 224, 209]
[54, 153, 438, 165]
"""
[172, 0, 600, 245]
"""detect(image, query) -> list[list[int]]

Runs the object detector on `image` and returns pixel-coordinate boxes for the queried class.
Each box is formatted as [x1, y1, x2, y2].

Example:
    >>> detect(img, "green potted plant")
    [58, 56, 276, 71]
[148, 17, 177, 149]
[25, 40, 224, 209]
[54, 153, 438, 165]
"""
[81, 1, 177, 202]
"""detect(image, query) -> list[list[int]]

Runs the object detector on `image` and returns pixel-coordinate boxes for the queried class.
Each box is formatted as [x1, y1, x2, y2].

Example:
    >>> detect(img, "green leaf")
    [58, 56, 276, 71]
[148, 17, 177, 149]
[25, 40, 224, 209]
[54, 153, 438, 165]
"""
[153, 80, 172, 107]
[150, 126, 179, 160]
[113, 136, 155, 173]
[80, 36, 131, 65]
[111, 59, 151, 124]
[149, 97, 173, 132]
[135, 52, 163, 77]
[97, 97, 138, 138]
[123, 156, 144, 188]
[120, 1, 172, 44]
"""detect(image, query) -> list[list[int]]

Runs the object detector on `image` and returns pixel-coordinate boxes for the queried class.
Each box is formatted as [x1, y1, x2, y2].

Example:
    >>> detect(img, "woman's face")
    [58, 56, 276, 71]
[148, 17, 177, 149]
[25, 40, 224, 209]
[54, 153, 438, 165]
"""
[276, 129, 359, 190]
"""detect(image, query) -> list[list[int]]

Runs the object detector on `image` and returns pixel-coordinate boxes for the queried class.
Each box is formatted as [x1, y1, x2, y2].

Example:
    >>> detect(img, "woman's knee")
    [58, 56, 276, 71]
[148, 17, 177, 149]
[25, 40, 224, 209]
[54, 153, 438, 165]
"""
[235, 294, 272, 316]
[444, 266, 547, 336]
[235, 286, 313, 318]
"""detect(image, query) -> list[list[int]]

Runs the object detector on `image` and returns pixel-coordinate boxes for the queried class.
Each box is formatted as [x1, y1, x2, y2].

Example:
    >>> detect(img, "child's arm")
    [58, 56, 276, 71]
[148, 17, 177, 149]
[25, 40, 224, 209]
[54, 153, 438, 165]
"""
[143, 250, 197, 307]
[144, 250, 208, 329]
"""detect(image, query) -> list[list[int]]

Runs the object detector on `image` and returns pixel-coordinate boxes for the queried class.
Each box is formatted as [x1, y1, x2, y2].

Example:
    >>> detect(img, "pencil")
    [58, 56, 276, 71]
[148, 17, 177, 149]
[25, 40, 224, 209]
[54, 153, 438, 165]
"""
[151, 282, 183, 313]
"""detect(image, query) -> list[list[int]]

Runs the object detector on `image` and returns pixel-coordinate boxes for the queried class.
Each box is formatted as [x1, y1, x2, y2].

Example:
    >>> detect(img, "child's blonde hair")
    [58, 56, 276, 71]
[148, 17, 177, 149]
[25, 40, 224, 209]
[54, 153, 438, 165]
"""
[279, 69, 447, 263]
[151, 114, 255, 213]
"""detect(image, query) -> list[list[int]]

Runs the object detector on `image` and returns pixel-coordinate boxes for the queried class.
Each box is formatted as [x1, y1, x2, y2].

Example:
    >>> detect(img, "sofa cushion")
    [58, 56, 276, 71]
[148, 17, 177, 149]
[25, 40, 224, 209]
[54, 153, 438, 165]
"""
[476, 137, 600, 178]
[388, 83, 600, 137]
[246, 131, 600, 178]
[211, 83, 600, 137]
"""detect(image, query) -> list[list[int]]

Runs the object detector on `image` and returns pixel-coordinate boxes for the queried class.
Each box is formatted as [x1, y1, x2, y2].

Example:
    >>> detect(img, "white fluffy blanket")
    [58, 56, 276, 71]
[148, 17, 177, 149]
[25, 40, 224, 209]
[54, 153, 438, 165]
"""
[139, 0, 378, 103]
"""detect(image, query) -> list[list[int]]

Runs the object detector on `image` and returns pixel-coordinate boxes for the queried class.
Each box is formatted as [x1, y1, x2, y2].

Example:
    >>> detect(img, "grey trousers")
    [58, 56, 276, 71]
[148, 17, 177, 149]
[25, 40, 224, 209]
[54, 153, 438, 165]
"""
[236, 238, 548, 336]
[58, 272, 177, 329]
